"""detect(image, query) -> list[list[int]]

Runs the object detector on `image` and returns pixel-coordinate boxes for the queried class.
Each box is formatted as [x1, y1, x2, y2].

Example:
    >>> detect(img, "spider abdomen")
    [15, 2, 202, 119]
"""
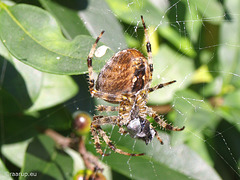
[96, 49, 150, 95]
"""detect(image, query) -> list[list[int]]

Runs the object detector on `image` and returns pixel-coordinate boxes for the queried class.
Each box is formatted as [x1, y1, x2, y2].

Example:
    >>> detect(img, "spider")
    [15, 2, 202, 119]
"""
[86, 16, 185, 156]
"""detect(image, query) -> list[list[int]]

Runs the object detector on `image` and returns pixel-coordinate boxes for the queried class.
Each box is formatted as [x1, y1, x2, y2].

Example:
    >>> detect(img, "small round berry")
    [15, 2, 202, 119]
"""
[73, 111, 92, 136]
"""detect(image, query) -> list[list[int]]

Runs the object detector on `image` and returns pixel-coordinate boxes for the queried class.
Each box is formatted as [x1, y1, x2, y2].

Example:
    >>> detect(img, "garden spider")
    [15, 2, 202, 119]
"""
[87, 16, 185, 156]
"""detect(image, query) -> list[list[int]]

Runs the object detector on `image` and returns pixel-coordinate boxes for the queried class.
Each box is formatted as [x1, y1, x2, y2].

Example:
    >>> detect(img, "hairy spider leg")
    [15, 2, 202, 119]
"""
[96, 126, 145, 156]
[96, 105, 119, 112]
[148, 80, 177, 93]
[141, 15, 153, 83]
[91, 125, 105, 156]
[91, 115, 144, 156]
[152, 127, 164, 145]
[91, 116, 120, 156]
[92, 116, 119, 126]
[149, 110, 185, 131]
[95, 106, 128, 134]
[87, 31, 104, 93]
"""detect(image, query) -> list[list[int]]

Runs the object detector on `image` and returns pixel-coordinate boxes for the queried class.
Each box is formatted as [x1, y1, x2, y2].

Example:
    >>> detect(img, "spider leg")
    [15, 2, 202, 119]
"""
[141, 15, 153, 83]
[95, 107, 127, 134]
[150, 124, 164, 145]
[87, 31, 105, 94]
[91, 125, 105, 156]
[148, 80, 176, 93]
[92, 116, 118, 126]
[149, 109, 185, 131]
[96, 105, 119, 112]
[93, 90, 131, 102]
[91, 115, 120, 156]
[91, 115, 144, 156]
[155, 130, 164, 145]
[118, 127, 128, 134]
[97, 126, 144, 156]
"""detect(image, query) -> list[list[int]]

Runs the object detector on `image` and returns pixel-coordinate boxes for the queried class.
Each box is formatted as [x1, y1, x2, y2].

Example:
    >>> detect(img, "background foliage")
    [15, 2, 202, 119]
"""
[0, 0, 240, 180]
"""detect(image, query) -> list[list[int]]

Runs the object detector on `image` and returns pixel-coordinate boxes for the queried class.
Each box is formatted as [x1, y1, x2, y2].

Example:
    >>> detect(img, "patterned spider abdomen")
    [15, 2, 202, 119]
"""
[127, 117, 156, 145]
[96, 49, 150, 96]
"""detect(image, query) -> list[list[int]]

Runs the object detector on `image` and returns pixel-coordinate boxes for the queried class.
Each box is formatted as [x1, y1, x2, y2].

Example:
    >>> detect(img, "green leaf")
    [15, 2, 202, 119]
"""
[27, 73, 78, 112]
[38, 105, 73, 130]
[0, 160, 12, 180]
[1, 38, 41, 109]
[217, 107, 240, 132]
[149, 45, 194, 104]
[0, 88, 23, 115]
[39, 0, 127, 51]
[1, 114, 38, 144]
[105, 0, 167, 26]
[20, 135, 73, 180]
[172, 89, 218, 130]
[0, 3, 113, 74]
[158, 26, 196, 58]
[190, 0, 224, 24]
[106, 0, 196, 57]
[2, 139, 31, 168]
[224, 90, 240, 108]
[218, 0, 240, 88]
[185, 131, 214, 167]
[183, 1, 202, 43]
[217, 90, 240, 131]
[78, 0, 127, 51]
[169, 89, 220, 147]
[39, 0, 90, 39]
[11, 57, 43, 105]
[0, 39, 78, 111]
[87, 127, 221, 180]
[0, 50, 34, 109]
[212, 120, 240, 180]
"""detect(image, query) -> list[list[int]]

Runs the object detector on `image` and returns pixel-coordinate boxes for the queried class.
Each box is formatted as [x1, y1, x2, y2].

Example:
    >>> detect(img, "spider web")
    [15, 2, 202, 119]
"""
[91, 0, 240, 179]
[0, 0, 240, 180]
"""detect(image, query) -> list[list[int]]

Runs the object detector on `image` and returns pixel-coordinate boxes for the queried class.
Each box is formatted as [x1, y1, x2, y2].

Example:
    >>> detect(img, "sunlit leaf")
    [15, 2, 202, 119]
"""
[158, 26, 196, 58]
[27, 73, 78, 112]
[106, 0, 196, 57]
[105, 0, 166, 25]
[2, 139, 31, 168]
[39, 0, 90, 39]
[0, 160, 12, 180]
[218, 0, 240, 88]
[190, 0, 224, 24]
[40, 0, 127, 51]
[0, 3, 113, 74]
[149, 45, 194, 104]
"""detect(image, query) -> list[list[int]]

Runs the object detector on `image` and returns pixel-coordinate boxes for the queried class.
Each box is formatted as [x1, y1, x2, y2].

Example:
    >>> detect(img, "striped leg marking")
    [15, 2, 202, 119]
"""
[141, 15, 153, 83]
[96, 105, 119, 112]
[97, 127, 145, 156]
[87, 31, 105, 94]
[92, 116, 118, 126]
[148, 80, 176, 93]
[151, 112, 185, 131]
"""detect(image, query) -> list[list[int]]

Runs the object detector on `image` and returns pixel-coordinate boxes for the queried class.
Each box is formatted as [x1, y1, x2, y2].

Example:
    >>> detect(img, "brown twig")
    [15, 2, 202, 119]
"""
[78, 136, 103, 172]
[44, 129, 103, 174]
[44, 129, 72, 147]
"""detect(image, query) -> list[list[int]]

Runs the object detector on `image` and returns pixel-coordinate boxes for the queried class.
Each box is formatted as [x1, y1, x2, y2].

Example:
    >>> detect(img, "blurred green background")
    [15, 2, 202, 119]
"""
[0, 0, 240, 179]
